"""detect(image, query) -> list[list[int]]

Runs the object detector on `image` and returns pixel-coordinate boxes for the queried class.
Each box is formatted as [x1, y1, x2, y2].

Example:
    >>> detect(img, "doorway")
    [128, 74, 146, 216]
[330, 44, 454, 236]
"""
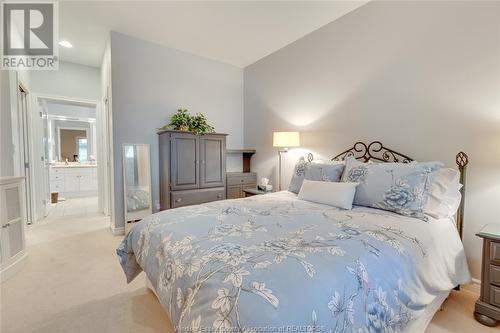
[19, 94, 112, 224]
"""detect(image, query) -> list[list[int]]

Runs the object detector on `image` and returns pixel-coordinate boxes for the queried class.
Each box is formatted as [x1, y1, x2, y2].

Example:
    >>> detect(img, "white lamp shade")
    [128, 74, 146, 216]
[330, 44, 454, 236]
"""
[273, 132, 300, 148]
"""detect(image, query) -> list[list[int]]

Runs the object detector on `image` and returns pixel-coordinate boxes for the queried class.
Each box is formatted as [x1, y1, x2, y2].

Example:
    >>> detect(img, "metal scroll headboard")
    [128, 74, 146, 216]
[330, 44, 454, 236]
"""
[455, 151, 469, 240]
[307, 141, 469, 240]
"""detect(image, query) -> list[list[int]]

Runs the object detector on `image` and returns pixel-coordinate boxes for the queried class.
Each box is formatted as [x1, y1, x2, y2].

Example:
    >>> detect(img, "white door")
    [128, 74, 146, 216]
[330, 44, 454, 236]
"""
[40, 100, 51, 217]
[105, 90, 112, 216]
[96, 97, 110, 216]
[0, 186, 7, 268]
[18, 86, 33, 224]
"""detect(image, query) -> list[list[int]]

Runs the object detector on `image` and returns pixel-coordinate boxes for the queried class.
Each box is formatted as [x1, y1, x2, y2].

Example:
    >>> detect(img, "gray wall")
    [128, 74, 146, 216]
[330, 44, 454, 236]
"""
[110, 32, 244, 229]
[244, 1, 500, 281]
[0, 71, 14, 177]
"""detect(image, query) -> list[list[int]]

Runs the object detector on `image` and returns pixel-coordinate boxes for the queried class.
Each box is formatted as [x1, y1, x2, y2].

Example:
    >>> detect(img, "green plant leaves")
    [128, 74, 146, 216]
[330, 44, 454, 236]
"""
[166, 109, 215, 134]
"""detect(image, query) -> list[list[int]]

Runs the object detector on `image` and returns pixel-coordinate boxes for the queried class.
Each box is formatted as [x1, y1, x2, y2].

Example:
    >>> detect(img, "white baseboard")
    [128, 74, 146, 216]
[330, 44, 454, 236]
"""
[461, 278, 481, 294]
[110, 225, 125, 236]
[0, 252, 28, 283]
[471, 277, 481, 285]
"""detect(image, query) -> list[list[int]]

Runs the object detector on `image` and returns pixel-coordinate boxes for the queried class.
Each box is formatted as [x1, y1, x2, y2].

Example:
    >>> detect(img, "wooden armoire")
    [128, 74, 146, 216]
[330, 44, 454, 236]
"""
[158, 130, 227, 210]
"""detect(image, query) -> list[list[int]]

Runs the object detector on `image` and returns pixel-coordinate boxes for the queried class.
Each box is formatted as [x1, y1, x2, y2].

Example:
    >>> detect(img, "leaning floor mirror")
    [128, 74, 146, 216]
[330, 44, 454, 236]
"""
[122, 144, 152, 233]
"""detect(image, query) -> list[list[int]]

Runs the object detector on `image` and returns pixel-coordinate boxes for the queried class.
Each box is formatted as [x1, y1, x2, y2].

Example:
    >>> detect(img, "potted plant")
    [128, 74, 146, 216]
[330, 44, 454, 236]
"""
[168, 109, 191, 132]
[189, 113, 215, 135]
[160, 109, 215, 135]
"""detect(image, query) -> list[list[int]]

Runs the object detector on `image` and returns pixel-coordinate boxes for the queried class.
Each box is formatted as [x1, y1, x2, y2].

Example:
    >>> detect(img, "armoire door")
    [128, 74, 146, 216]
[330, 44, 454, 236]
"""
[170, 133, 199, 190]
[199, 135, 226, 188]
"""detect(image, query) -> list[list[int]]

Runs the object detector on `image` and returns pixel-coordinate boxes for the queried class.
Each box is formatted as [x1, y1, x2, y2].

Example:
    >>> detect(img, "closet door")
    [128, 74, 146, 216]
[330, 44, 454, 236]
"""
[2, 183, 25, 265]
[199, 135, 226, 188]
[170, 133, 199, 190]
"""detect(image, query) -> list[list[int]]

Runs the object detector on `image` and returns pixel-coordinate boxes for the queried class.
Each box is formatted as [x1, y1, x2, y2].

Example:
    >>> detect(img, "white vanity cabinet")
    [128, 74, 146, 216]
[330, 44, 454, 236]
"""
[50, 166, 97, 198]
[0, 177, 28, 282]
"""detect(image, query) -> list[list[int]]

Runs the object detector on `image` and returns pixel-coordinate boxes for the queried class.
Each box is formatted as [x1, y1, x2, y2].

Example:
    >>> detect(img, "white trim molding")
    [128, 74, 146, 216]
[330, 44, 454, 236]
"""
[110, 225, 125, 236]
[0, 252, 28, 283]
[461, 278, 481, 295]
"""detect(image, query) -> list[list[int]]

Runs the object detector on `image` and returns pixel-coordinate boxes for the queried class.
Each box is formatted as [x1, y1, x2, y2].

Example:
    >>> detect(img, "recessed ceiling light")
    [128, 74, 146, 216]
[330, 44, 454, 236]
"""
[59, 40, 73, 48]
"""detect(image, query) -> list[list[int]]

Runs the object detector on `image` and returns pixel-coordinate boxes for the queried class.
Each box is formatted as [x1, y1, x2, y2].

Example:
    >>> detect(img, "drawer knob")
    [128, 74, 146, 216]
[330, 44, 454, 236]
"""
[217, 194, 222, 198]
[175, 198, 182, 203]
[241, 179, 244, 182]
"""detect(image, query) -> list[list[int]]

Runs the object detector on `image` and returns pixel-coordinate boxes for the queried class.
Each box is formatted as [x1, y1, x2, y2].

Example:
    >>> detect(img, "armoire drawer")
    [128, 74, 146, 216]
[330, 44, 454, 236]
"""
[491, 241, 500, 265]
[490, 285, 500, 307]
[227, 172, 257, 186]
[171, 187, 226, 208]
[490, 265, 500, 286]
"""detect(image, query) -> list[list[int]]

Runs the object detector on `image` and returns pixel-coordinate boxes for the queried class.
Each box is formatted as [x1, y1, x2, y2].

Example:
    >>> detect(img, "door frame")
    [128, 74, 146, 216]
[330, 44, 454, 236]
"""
[17, 83, 35, 224]
[22, 93, 111, 222]
[102, 87, 113, 219]
[8, 72, 33, 224]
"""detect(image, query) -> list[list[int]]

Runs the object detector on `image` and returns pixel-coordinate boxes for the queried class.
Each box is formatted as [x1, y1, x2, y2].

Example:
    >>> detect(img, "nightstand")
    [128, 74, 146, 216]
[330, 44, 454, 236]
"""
[243, 188, 272, 197]
[475, 224, 500, 327]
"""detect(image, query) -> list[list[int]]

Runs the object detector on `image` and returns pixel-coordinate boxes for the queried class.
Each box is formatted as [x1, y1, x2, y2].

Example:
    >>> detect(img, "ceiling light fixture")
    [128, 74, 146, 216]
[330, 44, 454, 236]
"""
[58, 40, 73, 48]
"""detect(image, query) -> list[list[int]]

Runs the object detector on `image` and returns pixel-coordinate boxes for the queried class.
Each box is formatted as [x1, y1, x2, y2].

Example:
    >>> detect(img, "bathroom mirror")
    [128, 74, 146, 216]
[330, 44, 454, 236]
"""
[122, 144, 152, 232]
[58, 127, 90, 162]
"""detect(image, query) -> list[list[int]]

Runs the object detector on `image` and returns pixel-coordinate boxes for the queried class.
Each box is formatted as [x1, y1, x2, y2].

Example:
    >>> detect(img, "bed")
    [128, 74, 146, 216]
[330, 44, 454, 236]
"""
[117, 141, 471, 333]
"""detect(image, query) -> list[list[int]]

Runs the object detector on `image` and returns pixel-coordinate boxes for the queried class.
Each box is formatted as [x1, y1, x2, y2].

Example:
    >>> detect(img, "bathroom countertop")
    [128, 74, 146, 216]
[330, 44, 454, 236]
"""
[51, 164, 97, 168]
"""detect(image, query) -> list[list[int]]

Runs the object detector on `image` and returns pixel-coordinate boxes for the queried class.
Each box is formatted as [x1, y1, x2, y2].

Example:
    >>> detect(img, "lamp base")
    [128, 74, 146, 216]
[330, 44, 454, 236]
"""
[278, 149, 288, 191]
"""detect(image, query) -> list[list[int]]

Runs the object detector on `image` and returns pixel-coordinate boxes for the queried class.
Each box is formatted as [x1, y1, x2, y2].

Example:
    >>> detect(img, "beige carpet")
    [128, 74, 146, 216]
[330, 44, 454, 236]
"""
[1, 212, 496, 333]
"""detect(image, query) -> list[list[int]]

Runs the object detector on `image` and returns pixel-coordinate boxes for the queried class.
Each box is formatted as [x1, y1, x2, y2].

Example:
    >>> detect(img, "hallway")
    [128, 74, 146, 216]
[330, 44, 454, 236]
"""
[45, 196, 99, 220]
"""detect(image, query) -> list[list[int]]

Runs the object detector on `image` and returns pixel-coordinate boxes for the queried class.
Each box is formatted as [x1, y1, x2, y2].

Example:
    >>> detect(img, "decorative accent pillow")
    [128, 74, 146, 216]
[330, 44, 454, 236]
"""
[425, 168, 462, 219]
[288, 157, 310, 193]
[341, 157, 443, 219]
[340, 157, 372, 182]
[305, 162, 344, 183]
[298, 180, 359, 210]
[288, 158, 344, 194]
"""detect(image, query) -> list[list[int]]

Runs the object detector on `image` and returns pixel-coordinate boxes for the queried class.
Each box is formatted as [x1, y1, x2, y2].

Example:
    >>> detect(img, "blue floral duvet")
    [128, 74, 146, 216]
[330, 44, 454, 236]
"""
[118, 191, 470, 333]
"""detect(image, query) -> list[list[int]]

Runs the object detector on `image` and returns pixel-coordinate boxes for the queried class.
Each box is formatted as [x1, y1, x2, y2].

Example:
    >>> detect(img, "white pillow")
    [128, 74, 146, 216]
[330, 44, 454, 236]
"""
[298, 180, 359, 210]
[425, 168, 462, 219]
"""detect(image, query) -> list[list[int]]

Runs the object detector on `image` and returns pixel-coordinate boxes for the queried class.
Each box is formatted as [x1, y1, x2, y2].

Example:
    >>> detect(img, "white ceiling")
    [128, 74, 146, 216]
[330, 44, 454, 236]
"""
[59, 1, 368, 68]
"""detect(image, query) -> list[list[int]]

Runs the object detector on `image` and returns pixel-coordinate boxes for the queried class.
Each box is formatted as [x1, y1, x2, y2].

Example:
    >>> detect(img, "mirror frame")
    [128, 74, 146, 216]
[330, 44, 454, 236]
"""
[122, 143, 152, 231]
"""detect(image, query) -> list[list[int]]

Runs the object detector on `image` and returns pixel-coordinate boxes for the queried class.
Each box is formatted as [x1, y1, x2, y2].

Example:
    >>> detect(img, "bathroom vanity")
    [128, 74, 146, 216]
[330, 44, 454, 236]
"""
[50, 164, 98, 198]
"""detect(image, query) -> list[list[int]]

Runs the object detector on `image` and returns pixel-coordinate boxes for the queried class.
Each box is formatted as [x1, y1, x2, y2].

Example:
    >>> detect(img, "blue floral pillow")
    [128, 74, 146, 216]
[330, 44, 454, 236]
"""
[288, 158, 344, 194]
[341, 157, 443, 220]
[305, 163, 344, 183]
[288, 157, 309, 193]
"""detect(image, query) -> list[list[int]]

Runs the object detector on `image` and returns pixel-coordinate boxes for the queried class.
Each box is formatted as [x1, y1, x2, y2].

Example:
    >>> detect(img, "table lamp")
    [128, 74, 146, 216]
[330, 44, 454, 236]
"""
[273, 131, 300, 191]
